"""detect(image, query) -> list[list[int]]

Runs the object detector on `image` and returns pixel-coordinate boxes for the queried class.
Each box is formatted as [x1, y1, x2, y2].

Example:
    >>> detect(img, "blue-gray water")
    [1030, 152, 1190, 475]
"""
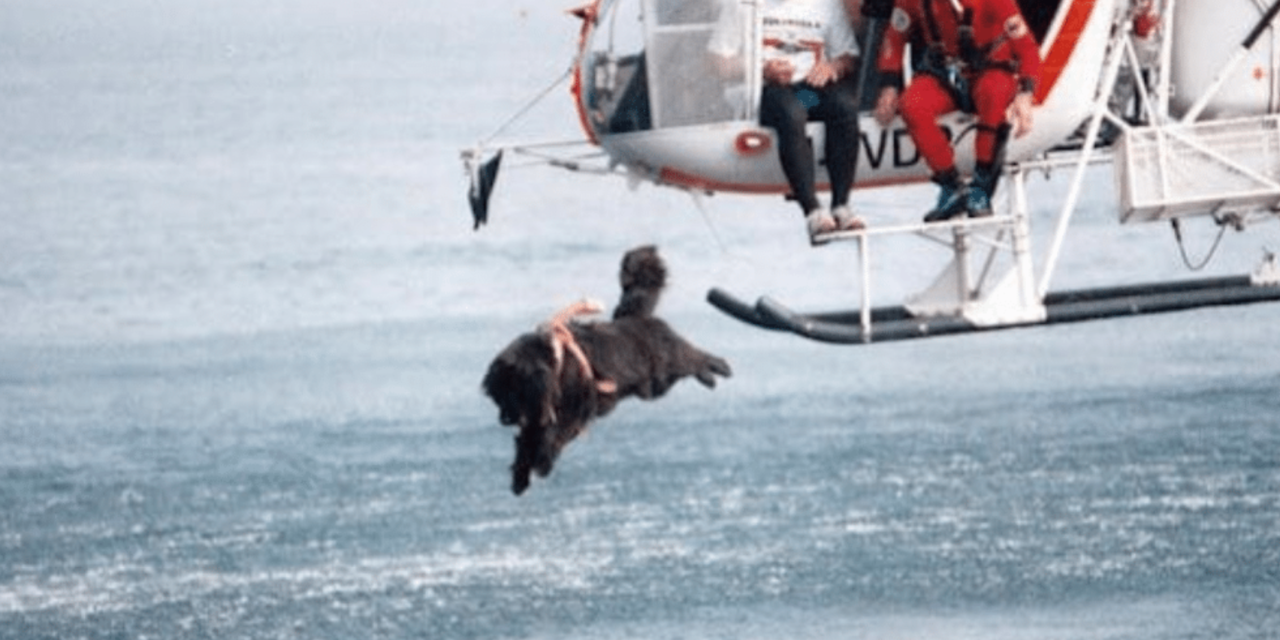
[2, 1, 1279, 638]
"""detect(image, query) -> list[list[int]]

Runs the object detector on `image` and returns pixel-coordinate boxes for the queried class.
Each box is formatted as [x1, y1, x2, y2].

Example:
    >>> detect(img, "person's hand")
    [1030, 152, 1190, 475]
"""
[874, 87, 899, 127]
[1008, 92, 1034, 138]
[762, 59, 795, 85]
[805, 59, 840, 88]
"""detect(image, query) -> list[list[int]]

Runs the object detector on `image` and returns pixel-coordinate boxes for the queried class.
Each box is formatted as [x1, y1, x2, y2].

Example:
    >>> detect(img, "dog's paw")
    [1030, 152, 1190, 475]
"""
[695, 356, 732, 388]
[512, 465, 532, 495]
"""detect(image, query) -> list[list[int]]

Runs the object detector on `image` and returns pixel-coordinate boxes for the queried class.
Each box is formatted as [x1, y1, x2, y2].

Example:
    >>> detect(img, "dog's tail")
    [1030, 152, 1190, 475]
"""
[614, 245, 666, 319]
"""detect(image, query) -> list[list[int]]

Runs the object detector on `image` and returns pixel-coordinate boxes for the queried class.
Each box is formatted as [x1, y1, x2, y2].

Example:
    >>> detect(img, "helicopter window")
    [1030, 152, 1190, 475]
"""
[603, 54, 651, 133]
[583, 0, 651, 135]
[584, 50, 651, 134]
[653, 0, 721, 25]
[644, 0, 749, 128]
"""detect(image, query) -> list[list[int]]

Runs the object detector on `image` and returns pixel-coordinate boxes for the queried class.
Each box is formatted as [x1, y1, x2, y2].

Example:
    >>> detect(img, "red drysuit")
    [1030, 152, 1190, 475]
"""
[877, 0, 1041, 172]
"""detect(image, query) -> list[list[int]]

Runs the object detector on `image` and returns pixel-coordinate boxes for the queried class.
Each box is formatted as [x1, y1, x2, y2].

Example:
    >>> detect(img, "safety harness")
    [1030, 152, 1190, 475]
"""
[918, 0, 1018, 113]
[540, 300, 618, 402]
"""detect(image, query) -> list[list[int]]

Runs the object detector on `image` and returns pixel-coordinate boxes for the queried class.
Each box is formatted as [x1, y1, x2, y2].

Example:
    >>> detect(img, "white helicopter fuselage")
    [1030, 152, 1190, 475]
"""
[574, 0, 1117, 194]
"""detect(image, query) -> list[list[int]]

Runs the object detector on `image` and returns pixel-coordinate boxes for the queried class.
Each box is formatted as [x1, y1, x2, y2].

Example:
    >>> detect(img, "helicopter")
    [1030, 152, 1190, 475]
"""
[463, 0, 1280, 344]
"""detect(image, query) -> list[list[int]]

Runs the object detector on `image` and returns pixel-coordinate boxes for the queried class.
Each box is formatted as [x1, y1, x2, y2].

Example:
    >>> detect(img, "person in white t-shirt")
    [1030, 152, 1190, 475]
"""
[710, 0, 865, 242]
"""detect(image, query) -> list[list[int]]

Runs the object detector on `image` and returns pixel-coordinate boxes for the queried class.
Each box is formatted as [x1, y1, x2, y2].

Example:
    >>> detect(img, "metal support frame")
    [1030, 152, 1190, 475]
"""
[1035, 8, 1136, 298]
[784, 3, 1172, 336]
[818, 202, 1043, 340]
[802, 4, 1153, 335]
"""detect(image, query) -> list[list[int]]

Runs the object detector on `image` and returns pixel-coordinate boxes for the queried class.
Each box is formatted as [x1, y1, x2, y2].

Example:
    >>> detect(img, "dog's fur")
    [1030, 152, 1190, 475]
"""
[482, 246, 731, 495]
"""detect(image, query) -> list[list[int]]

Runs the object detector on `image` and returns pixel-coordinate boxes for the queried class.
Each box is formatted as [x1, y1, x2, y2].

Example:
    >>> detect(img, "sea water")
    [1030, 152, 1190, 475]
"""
[2, 1, 1279, 638]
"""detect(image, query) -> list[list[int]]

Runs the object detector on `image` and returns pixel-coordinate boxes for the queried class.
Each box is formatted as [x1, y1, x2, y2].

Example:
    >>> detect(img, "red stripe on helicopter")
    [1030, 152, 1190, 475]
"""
[657, 165, 920, 194]
[1035, 0, 1097, 104]
[570, 0, 604, 145]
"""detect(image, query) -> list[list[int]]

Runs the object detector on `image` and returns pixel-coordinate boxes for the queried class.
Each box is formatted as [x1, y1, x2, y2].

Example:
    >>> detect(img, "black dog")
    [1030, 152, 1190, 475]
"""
[482, 246, 731, 495]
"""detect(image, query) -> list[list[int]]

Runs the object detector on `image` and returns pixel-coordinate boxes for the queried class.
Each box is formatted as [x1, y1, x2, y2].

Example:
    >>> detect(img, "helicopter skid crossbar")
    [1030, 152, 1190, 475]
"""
[707, 189, 1049, 344]
[812, 214, 1013, 245]
[830, 196, 1046, 339]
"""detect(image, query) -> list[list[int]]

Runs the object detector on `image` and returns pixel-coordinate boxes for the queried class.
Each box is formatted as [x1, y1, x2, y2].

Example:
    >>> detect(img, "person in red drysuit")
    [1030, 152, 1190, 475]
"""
[872, 0, 1041, 222]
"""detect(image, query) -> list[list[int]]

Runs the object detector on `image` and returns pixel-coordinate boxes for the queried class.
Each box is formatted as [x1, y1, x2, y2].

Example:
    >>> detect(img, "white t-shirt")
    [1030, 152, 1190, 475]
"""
[709, 0, 859, 84]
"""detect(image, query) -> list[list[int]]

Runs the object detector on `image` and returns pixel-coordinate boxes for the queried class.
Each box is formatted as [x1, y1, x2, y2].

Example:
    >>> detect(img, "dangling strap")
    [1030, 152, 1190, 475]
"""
[541, 300, 618, 395]
[917, 1, 970, 111]
[921, 0, 947, 57]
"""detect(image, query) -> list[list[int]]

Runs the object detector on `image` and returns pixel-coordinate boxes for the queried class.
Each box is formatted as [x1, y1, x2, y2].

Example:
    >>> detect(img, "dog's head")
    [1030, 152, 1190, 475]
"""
[482, 330, 596, 495]
[481, 332, 558, 429]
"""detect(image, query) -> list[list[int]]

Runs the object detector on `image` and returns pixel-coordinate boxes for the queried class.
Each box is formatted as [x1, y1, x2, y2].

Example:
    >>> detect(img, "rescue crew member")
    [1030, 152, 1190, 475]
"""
[872, 0, 1041, 222]
[710, 0, 867, 243]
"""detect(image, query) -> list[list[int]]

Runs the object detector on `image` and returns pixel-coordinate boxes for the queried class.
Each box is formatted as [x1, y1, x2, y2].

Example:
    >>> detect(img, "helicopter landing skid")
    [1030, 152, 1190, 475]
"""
[708, 274, 1280, 345]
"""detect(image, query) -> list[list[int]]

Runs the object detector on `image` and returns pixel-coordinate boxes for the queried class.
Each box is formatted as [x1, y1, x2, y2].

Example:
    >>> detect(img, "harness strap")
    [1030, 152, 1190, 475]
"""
[922, 0, 1016, 74]
[541, 300, 618, 396]
[916, 1, 1021, 114]
[922, 0, 948, 63]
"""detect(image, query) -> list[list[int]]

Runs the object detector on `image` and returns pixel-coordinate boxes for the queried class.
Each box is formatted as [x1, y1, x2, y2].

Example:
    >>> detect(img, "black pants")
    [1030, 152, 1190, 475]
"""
[759, 78, 860, 215]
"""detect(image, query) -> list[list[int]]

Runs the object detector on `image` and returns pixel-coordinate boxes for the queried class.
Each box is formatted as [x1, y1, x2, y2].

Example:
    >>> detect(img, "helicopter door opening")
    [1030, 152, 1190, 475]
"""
[583, 0, 754, 137]
[579, 0, 1072, 137]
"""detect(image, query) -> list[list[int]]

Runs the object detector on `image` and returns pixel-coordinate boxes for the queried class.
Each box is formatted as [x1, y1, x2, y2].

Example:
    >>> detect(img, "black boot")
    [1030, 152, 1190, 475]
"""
[924, 168, 968, 223]
[967, 161, 999, 217]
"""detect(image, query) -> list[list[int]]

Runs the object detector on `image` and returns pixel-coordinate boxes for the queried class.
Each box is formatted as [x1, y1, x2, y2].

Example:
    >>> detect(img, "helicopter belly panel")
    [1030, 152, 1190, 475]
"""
[598, 118, 982, 194]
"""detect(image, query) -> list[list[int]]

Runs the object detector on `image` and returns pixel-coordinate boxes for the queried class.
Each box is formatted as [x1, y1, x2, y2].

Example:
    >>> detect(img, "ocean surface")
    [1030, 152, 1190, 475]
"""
[2, 1, 1279, 638]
